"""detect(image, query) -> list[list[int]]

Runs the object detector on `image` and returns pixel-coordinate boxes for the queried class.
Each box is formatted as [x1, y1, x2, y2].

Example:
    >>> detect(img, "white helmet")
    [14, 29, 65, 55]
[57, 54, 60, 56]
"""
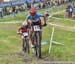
[22, 22, 27, 27]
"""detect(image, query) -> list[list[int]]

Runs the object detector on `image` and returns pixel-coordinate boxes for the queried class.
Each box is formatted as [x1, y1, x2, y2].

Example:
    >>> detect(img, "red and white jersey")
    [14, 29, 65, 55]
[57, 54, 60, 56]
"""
[18, 25, 28, 33]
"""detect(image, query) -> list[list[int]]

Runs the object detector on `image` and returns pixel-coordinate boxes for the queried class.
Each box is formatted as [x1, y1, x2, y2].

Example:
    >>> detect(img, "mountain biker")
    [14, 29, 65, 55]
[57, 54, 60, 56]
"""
[26, 7, 47, 48]
[17, 22, 29, 51]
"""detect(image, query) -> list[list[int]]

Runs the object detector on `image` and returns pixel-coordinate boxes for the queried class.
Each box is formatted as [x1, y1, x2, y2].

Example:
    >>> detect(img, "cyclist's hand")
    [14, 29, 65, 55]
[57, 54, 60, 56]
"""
[17, 31, 22, 35]
[17, 32, 20, 34]
[43, 23, 47, 26]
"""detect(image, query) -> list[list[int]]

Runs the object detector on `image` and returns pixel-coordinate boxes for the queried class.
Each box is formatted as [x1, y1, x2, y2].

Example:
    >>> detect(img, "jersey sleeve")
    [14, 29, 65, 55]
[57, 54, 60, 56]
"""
[18, 26, 22, 32]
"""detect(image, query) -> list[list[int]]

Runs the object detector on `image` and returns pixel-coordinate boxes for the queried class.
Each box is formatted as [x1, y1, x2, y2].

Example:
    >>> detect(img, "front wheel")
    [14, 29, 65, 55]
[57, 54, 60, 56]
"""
[35, 31, 42, 58]
[23, 37, 30, 54]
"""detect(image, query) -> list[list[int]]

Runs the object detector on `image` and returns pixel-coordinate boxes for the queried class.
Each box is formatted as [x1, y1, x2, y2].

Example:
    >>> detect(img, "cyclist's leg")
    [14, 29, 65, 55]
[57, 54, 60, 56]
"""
[27, 20, 34, 47]
[30, 28, 35, 47]
[39, 31, 42, 58]
[38, 31, 42, 46]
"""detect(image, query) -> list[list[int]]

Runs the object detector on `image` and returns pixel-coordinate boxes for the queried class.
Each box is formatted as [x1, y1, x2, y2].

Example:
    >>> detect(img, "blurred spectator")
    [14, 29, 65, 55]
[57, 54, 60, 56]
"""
[12, 6, 16, 17]
[0, 8, 3, 18]
[46, 1, 51, 8]
[42, 2, 46, 8]
[66, 5, 73, 18]
[38, 3, 41, 9]
[59, 0, 64, 4]
[72, 5, 75, 18]
[69, 0, 72, 2]
[25, 0, 31, 9]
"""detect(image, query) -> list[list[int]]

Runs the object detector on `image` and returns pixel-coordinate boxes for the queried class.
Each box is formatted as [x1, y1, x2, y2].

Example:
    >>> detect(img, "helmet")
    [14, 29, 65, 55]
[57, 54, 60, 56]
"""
[29, 8, 36, 16]
[22, 22, 27, 27]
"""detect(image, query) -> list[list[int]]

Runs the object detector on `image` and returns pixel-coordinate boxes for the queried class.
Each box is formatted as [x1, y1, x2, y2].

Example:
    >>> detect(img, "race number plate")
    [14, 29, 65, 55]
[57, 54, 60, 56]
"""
[33, 25, 41, 31]
[23, 32, 28, 36]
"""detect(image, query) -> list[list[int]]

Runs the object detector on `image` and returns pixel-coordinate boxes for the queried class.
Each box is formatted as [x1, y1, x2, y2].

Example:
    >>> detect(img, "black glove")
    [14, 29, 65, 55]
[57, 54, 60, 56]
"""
[43, 23, 47, 26]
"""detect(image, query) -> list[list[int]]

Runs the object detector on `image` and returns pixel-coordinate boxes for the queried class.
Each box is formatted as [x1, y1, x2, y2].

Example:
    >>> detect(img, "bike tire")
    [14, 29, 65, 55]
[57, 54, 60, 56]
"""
[25, 37, 30, 54]
[23, 37, 30, 54]
[36, 31, 41, 58]
[22, 38, 26, 52]
[34, 33, 38, 56]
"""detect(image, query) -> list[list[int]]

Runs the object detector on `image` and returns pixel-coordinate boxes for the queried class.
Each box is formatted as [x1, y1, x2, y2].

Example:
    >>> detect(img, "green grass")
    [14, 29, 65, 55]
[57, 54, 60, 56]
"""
[49, 17, 75, 27]
[49, 28, 75, 61]
[49, 4, 66, 13]
[0, 12, 28, 22]
[48, 8, 75, 27]
[52, 10, 65, 18]
[0, 24, 21, 54]
[0, 24, 75, 64]
[42, 26, 75, 61]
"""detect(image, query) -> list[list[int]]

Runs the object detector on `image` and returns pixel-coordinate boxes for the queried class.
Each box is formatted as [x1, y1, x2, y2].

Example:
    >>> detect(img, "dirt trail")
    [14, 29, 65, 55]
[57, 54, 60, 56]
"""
[0, 51, 75, 64]
[0, 51, 53, 64]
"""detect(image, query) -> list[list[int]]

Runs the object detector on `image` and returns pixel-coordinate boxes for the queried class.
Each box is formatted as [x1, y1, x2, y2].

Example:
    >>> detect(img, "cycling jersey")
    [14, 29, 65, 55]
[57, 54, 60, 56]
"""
[27, 13, 43, 23]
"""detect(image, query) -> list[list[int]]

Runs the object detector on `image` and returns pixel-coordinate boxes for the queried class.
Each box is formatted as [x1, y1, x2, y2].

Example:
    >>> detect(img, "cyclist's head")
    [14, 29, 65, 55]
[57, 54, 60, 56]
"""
[29, 7, 36, 17]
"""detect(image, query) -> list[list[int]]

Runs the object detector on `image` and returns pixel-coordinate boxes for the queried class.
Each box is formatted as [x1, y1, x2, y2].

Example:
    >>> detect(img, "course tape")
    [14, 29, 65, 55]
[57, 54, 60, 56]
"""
[0, 21, 22, 24]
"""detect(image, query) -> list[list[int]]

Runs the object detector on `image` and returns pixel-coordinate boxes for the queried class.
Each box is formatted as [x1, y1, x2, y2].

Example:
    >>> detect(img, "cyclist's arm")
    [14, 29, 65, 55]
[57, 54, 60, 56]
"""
[26, 15, 31, 26]
[41, 15, 46, 24]
[38, 13, 47, 24]
[40, 15, 47, 26]
[17, 27, 22, 34]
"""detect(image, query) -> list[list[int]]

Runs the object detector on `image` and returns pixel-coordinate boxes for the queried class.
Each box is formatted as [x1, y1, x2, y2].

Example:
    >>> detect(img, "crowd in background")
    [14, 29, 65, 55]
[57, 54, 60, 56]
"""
[0, 7, 3, 18]
[0, 0, 75, 18]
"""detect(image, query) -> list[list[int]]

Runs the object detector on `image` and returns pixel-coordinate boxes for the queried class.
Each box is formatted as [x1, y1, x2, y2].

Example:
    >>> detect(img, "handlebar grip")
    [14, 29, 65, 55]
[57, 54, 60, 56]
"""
[42, 23, 47, 27]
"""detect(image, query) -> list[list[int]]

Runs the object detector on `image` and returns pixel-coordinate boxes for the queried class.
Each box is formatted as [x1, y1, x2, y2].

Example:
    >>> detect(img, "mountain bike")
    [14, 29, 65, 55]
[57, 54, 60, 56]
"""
[18, 32, 30, 53]
[32, 24, 42, 58]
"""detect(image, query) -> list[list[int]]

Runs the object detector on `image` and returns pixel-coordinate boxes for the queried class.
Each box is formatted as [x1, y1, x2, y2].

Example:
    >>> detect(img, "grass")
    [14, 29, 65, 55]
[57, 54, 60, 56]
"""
[42, 25, 75, 61]
[0, 24, 75, 64]
[0, 12, 28, 22]
[49, 17, 75, 27]
[49, 10, 75, 27]
[49, 28, 75, 61]
[0, 24, 21, 54]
